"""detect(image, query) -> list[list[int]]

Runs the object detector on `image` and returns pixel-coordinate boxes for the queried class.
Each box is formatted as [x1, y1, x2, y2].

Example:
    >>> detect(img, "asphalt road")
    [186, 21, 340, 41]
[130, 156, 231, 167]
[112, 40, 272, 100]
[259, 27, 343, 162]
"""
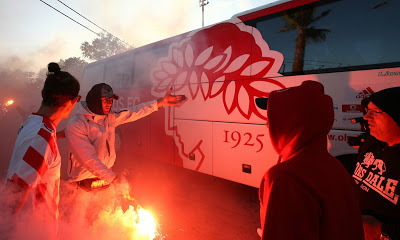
[114, 154, 261, 240]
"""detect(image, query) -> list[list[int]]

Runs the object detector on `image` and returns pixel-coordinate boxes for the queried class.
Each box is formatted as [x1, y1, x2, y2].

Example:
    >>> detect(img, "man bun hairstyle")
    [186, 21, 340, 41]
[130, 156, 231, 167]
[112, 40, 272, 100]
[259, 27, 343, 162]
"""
[41, 62, 80, 107]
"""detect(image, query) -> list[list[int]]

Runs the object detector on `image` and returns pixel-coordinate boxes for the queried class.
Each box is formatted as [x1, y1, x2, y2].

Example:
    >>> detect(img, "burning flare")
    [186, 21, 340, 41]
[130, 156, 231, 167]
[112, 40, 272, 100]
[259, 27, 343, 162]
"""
[56, 181, 161, 240]
[137, 208, 157, 239]
[123, 192, 158, 240]
[5, 100, 14, 106]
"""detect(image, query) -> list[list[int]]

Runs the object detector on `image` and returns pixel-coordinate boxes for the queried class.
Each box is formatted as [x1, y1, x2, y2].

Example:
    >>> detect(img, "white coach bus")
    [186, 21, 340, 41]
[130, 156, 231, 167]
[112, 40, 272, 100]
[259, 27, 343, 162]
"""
[80, 0, 400, 187]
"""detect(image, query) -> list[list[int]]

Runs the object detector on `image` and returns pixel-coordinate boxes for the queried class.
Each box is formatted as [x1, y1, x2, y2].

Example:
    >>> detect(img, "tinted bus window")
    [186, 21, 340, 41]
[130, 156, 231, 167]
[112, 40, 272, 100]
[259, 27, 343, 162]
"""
[81, 63, 105, 93]
[245, 0, 400, 75]
[133, 44, 170, 88]
[104, 54, 134, 89]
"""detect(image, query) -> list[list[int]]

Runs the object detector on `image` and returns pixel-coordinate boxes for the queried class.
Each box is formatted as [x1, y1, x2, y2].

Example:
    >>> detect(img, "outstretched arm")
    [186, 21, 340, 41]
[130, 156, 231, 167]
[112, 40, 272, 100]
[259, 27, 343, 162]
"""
[114, 88, 187, 126]
[157, 88, 187, 108]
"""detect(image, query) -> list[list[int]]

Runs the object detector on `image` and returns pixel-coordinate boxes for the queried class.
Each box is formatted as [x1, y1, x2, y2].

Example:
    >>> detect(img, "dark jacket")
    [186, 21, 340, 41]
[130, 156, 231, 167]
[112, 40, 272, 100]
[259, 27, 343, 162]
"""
[354, 134, 400, 239]
[259, 81, 365, 240]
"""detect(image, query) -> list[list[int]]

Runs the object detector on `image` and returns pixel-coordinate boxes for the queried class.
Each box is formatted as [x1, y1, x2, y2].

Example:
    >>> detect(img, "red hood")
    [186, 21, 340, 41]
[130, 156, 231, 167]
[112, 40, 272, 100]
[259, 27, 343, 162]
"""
[267, 81, 334, 161]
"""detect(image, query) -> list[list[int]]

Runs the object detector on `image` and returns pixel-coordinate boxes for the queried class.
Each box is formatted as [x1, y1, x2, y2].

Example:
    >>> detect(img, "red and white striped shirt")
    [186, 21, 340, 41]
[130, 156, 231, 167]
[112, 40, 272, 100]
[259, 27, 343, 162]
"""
[6, 113, 61, 221]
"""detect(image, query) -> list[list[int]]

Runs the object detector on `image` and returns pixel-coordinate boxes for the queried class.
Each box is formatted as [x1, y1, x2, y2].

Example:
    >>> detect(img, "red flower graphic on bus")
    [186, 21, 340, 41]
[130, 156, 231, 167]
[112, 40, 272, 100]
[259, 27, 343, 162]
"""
[151, 19, 285, 170]
[152, 21, 285, 120]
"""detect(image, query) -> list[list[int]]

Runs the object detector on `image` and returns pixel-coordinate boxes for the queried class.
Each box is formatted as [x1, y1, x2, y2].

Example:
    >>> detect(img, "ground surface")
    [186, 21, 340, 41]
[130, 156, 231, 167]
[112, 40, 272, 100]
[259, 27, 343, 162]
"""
[114, 153, 261, 240]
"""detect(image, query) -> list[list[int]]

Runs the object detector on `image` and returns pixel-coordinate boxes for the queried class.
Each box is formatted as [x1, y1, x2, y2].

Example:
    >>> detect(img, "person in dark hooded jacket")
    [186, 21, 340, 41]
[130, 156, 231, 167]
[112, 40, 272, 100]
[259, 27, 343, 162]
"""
[255, 81, 364, 240]
[352, 87, 400, 240]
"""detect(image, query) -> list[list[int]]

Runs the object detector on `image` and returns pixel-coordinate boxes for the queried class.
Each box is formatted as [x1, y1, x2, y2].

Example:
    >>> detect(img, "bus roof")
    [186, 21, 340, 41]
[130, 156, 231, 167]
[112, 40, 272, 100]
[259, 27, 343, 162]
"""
[234, 0, 318, 22]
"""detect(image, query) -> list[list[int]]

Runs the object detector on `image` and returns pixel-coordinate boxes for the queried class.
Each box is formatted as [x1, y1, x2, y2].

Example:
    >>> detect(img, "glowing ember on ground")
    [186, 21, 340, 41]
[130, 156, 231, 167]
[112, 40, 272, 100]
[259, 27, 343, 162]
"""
[5, 100, 14, 106]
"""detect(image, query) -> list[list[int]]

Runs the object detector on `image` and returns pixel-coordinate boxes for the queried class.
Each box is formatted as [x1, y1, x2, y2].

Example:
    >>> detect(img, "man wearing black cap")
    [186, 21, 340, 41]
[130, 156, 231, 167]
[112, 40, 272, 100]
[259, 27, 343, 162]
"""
[255, 81, 364, 240]
[65, 83, 186, 191]
[352, 87, 400, 240]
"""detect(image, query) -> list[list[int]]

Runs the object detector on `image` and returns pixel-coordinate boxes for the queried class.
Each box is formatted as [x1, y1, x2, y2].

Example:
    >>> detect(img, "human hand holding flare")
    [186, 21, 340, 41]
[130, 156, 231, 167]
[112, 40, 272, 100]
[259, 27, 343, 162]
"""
[121, 191, 142, 212]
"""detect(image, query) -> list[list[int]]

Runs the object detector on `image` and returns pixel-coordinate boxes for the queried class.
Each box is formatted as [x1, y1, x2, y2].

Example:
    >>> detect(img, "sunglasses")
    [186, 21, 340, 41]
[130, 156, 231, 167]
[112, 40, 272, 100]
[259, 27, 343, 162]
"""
[365, 108, 383, 116]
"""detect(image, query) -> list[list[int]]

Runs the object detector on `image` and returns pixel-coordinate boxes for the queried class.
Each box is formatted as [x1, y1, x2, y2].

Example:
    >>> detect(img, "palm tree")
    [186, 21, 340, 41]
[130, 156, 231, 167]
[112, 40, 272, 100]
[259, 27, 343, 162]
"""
[278, 4, 331, 73]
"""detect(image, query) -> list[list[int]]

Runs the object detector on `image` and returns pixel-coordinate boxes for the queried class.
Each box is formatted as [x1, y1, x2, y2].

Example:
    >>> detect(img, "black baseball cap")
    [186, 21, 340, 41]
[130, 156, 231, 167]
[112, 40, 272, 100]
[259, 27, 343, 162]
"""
[98, 83, 119, 100]
[86, 83, 119, 115]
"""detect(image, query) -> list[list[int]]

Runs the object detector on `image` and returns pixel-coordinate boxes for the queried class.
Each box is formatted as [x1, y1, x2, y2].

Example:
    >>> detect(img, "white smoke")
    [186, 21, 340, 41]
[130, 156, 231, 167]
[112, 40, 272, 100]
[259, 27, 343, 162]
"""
[0, 178, 163, 240]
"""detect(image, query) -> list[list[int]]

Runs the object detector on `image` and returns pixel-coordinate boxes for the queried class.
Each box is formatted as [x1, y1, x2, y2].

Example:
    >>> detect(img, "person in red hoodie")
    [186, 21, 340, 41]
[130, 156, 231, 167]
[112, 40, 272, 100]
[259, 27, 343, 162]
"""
[255, 81, 364, 240]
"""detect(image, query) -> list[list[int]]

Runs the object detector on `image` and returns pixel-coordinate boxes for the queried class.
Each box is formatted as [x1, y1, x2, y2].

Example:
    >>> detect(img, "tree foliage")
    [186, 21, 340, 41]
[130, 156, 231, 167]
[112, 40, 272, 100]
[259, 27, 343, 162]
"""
[59, 57, 88, 79]
[80, 32, 132, 61]
[279, 5, 331, 73]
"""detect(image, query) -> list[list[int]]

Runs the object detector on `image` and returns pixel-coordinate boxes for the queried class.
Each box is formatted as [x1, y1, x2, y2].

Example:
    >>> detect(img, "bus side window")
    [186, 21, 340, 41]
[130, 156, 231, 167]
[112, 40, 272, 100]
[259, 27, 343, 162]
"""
[104, 54, 134, 89]
[133, 45, 170, 88]
[81, 63, 105, 92]
[245, 0, 400, 76]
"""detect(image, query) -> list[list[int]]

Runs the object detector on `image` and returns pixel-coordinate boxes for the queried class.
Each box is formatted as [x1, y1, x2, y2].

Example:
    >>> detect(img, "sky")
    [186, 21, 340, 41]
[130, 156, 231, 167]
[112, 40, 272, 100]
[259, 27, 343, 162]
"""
[0, 0, 277, 181]
[0, 0, 276, 73]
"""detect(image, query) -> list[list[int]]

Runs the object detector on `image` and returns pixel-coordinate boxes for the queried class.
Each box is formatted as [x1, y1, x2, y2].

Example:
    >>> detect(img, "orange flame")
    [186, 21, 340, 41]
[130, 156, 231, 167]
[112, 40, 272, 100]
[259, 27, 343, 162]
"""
[136, 208, 157, 239]
[5, 100, 14, 106]
[123, 192, 158, 239]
